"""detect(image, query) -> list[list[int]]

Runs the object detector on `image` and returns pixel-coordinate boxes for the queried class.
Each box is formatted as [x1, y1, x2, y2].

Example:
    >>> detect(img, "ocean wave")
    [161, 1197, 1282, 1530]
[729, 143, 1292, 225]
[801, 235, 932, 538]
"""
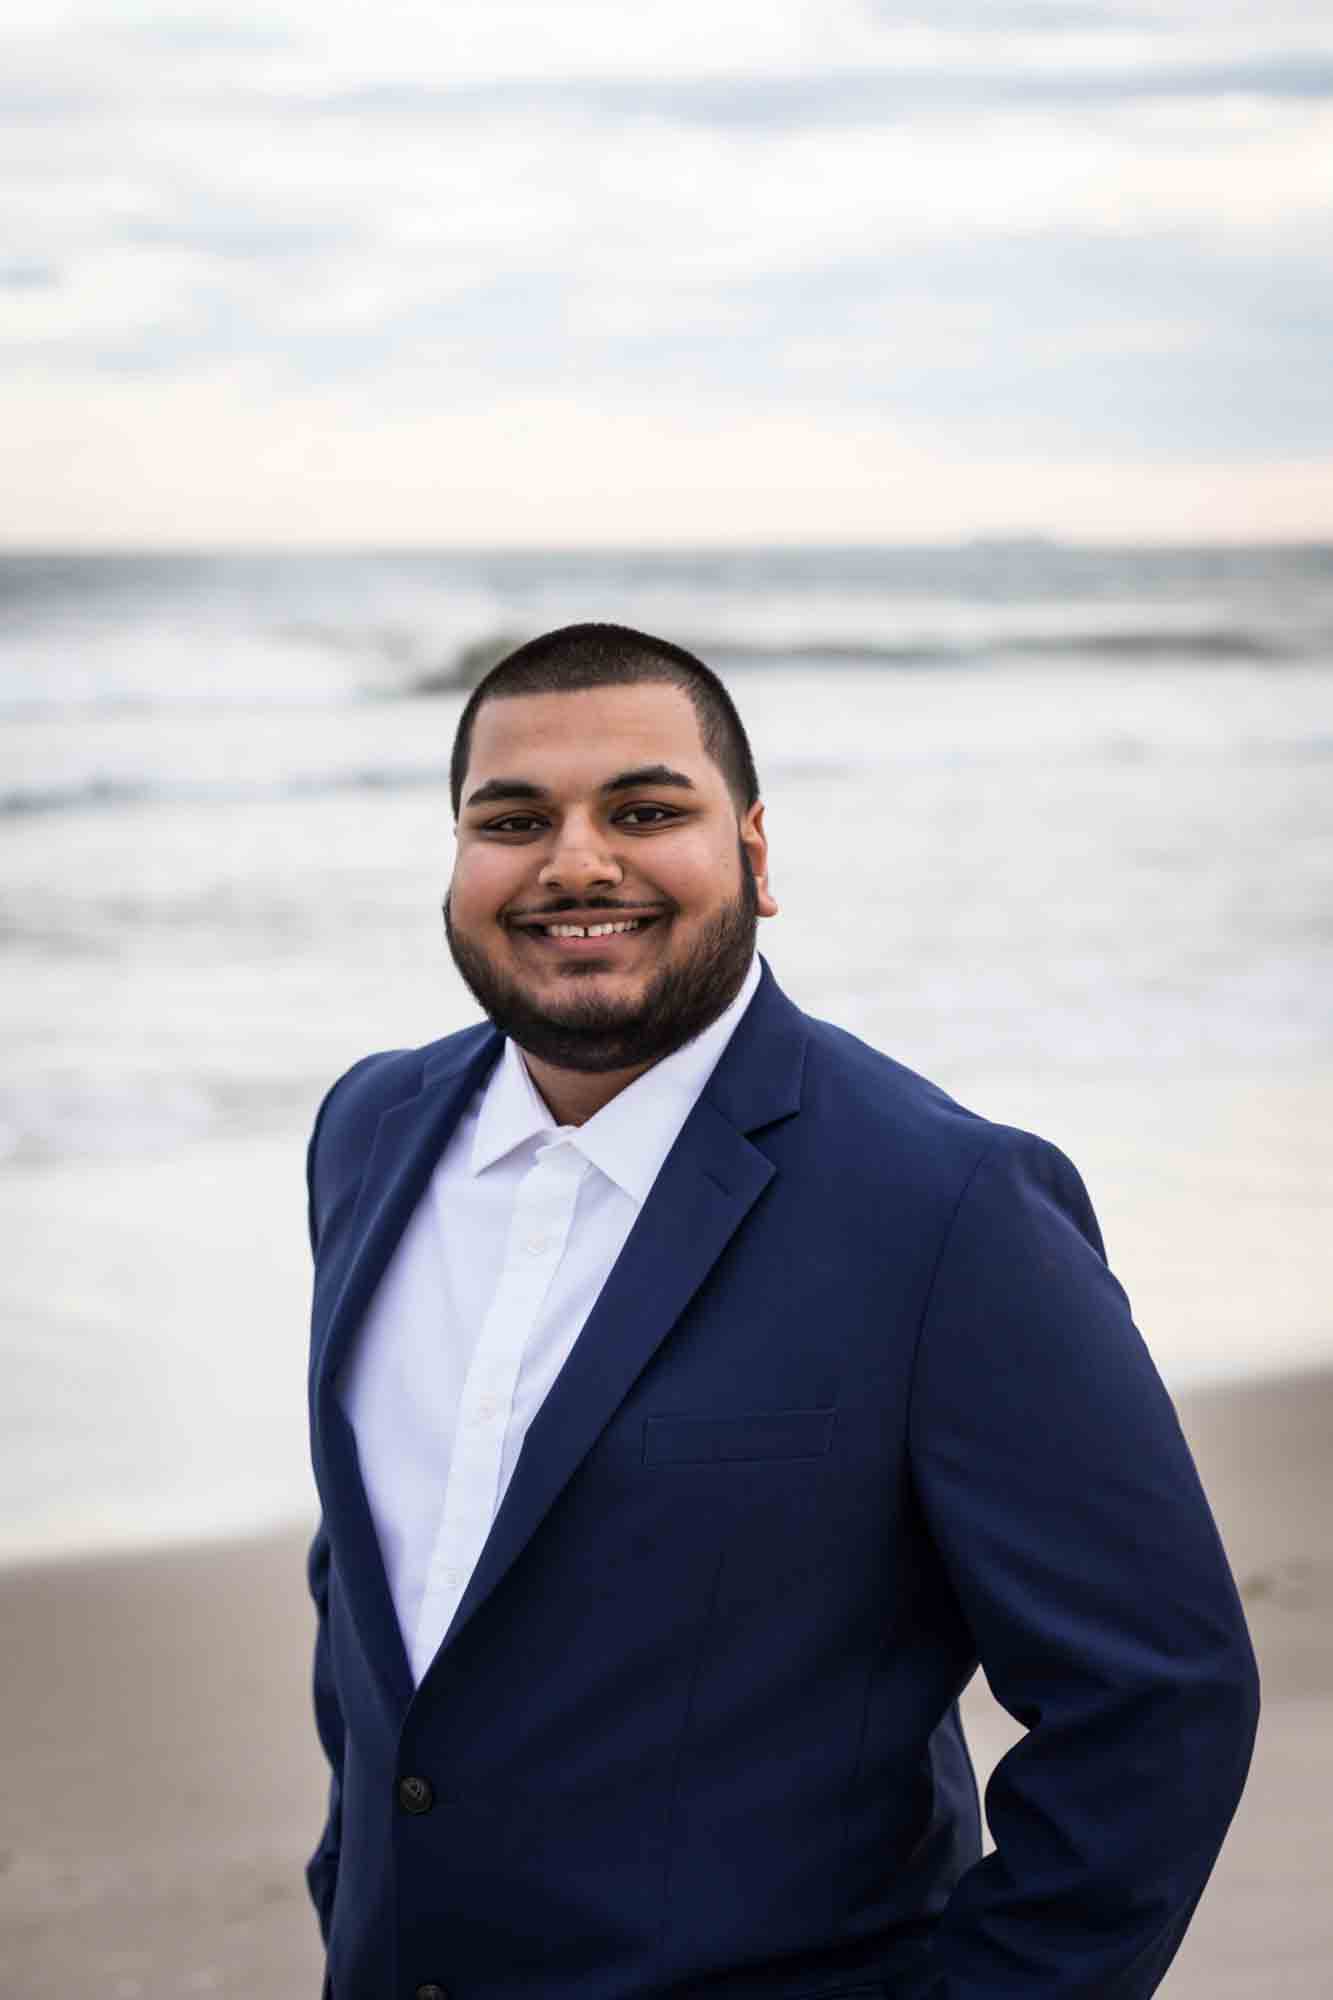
[2, 624, 1323, 723]
[1, 766, 449, 819]
[0, 1070, 321, 1164]
[11, 732, 1333, 822]
[2, 777, 154, 815]
[393, 623, 1311, 692]
[1018, 627, 1298, 662]
[704, 627, 1300, 667]
[0, 1074, 217, 1164]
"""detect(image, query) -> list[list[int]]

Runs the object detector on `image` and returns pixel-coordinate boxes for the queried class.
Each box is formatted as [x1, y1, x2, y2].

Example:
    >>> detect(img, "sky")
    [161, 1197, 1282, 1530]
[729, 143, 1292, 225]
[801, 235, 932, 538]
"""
[4, 0, 1332, 545]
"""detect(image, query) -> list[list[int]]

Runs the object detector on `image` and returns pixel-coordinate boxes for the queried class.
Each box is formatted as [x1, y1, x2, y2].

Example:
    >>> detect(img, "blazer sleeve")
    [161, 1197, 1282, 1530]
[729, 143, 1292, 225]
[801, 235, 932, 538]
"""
[908, 1132, 1260, 2000]
[304, 1078, 350, 1946]
[306, 1519, 344, 1944]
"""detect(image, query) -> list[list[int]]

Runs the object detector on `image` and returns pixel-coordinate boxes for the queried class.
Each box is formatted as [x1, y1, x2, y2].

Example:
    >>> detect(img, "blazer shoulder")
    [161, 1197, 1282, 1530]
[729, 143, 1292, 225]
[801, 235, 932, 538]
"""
[797, 1009, 1081, 1206]
[304, 1022, 496, 1257]
[312, 1022, 492, 1140]
[800, 1011, 983, 1140]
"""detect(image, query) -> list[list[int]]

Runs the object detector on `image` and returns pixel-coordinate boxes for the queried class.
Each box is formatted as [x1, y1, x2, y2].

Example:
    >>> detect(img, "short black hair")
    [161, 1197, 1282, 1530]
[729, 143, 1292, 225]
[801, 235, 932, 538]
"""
[449, 622, 760, 817]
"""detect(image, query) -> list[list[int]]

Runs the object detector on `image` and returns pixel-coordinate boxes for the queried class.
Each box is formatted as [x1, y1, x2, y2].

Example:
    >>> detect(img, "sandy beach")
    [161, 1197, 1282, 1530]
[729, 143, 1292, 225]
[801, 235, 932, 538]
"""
[2, 1370, 1330, 1999]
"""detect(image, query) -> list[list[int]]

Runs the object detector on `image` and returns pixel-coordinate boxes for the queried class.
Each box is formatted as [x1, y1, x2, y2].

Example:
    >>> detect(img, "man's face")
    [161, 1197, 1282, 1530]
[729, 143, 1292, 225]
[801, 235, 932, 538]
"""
[445, 682, 776, 1075]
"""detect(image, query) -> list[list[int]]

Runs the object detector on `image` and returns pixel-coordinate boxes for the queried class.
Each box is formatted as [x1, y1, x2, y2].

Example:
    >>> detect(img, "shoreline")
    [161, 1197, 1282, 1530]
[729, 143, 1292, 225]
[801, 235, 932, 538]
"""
[0, 1353, 1319, 1581]
[3, 1368, 1330, 1996]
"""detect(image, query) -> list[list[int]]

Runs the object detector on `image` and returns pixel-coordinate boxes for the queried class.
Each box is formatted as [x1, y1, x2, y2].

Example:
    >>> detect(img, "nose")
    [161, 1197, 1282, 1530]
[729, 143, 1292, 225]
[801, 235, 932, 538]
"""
[537, 816, 624, 895]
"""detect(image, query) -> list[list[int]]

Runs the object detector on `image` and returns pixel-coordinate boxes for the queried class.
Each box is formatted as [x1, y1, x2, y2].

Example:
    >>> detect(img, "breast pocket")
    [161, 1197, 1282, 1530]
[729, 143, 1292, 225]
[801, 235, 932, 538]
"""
[642, 1408, 835, 1466]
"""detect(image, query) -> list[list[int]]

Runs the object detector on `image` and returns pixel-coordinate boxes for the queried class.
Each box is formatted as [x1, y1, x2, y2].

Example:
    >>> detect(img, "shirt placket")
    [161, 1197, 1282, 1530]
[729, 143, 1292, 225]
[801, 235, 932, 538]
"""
[411, 1137, 587, 1679]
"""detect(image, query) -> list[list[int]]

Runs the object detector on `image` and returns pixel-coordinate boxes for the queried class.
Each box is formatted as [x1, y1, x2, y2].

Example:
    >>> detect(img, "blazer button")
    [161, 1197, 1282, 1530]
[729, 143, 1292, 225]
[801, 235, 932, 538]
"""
[416, 1986, 449, 2000]
[397, 1774, 435, 1815]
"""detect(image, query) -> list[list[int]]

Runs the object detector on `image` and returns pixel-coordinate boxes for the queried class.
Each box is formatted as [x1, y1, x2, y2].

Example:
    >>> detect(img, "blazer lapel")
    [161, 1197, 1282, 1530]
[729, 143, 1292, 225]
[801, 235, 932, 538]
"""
[422, 964, 808, 1677]
[311, 1028, 501, 1714]
[317, 1030, 500, 1386]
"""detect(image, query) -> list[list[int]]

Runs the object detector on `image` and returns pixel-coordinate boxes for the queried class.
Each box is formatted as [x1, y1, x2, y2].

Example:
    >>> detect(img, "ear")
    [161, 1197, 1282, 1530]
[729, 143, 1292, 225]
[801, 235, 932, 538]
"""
[740, 801, 779, 919]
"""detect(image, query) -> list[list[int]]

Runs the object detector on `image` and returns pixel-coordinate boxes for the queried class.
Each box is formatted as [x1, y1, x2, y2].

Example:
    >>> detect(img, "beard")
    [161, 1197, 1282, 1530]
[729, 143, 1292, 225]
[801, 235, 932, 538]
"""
[443, 845, 758, 1075]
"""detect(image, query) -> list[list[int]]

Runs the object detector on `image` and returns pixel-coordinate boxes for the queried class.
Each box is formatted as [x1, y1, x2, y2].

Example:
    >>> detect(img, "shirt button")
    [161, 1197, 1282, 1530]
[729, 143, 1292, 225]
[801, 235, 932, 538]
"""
[397, 1774, 435, 1815]
[475, 1397, 500, 1422]
[525, 1235, 549, 1255]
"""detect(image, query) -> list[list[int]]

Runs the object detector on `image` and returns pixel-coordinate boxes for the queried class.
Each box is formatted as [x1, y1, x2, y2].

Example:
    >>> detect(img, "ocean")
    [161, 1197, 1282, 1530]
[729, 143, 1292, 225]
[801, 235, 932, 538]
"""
[3, 543, 1331, 1563]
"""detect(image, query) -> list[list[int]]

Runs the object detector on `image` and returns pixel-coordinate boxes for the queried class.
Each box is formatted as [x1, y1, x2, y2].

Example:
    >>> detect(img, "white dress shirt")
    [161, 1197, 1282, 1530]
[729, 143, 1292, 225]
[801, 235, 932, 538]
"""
[340, 955, 761, 1685]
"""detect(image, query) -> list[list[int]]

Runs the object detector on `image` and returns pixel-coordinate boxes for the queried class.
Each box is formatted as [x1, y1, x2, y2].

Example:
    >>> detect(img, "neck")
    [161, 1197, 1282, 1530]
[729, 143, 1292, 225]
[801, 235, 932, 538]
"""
[520, 1050, 656, 1127]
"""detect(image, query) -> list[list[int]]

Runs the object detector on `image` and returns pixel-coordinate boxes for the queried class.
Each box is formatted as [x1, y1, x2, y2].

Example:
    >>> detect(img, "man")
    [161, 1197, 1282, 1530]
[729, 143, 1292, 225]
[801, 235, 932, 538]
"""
[305, 622, 1258, 2000]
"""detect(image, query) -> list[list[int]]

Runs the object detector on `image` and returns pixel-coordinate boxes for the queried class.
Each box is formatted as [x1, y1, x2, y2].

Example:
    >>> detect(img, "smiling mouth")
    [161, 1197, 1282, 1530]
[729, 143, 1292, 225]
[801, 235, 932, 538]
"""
[510, 910, 667, 942]
[540, 918, 646, 939]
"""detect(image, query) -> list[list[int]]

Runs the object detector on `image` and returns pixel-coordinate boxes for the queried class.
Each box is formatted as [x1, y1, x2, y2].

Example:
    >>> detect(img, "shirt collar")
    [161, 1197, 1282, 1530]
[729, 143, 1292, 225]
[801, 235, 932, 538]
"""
[469, 954, 762, 1203]
[470, 1031, 561, 1176]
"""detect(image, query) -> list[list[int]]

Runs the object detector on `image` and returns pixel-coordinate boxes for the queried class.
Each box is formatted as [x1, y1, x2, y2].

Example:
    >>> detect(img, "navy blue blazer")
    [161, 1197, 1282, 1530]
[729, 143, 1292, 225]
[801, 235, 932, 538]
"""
[305, 962, 1258, 2000]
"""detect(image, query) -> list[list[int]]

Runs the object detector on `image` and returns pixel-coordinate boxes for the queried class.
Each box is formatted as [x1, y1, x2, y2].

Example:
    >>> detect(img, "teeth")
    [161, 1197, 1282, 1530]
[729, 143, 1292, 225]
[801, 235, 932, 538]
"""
[544, 919, 642, 939]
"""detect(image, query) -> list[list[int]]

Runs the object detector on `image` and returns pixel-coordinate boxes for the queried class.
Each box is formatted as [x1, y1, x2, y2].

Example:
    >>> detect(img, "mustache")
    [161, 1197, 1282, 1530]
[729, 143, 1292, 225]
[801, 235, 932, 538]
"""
[442, 895, 675, 923]
[510, 896, 675, 921]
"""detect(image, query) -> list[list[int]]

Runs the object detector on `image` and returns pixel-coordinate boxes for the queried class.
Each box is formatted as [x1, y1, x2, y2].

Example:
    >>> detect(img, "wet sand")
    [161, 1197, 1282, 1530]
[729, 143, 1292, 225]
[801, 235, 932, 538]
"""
[2, 1370, 1330, 1997]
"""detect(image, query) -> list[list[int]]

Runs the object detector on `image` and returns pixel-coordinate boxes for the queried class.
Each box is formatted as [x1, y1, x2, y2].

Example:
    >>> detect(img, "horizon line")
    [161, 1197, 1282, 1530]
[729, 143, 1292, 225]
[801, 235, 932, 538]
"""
[3, 533, 1332, 558]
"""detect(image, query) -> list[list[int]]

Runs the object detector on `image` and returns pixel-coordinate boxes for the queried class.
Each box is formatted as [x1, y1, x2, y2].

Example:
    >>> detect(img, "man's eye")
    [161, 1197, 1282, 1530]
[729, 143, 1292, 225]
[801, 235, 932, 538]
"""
[617, 805, 679, 827]
[485, 814, 545, 834]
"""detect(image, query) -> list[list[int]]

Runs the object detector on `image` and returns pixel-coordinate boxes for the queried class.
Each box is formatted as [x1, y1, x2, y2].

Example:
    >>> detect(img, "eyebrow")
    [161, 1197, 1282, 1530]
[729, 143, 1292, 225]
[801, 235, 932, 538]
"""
[464, 764, 698, 809]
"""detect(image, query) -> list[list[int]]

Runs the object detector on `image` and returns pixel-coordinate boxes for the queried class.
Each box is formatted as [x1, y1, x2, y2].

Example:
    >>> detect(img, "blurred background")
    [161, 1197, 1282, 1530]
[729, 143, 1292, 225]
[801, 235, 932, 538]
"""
[2, 3, 1331, 1995]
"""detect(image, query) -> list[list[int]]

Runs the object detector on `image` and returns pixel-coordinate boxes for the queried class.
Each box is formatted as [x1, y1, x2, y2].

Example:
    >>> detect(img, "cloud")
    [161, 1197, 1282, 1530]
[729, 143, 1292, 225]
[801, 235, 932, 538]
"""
[2, 0, 1332, 540]
[863, 3, 1152, 26]
[306, 57, 1333, 132]
[15, 213, 1327, 478]
[121, 213, 360, 263]
[861, 0, 1331, 30]
[0, 260, 59, 288]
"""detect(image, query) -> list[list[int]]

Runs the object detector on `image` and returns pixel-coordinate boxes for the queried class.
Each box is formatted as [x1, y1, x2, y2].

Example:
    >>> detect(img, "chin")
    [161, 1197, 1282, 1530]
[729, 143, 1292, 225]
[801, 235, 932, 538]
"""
[537, 966, 651, 1005]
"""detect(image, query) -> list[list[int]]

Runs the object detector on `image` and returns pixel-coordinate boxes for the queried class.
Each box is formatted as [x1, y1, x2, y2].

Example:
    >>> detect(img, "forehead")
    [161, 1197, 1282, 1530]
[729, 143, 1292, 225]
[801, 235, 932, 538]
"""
[464, 682, 715, 790]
